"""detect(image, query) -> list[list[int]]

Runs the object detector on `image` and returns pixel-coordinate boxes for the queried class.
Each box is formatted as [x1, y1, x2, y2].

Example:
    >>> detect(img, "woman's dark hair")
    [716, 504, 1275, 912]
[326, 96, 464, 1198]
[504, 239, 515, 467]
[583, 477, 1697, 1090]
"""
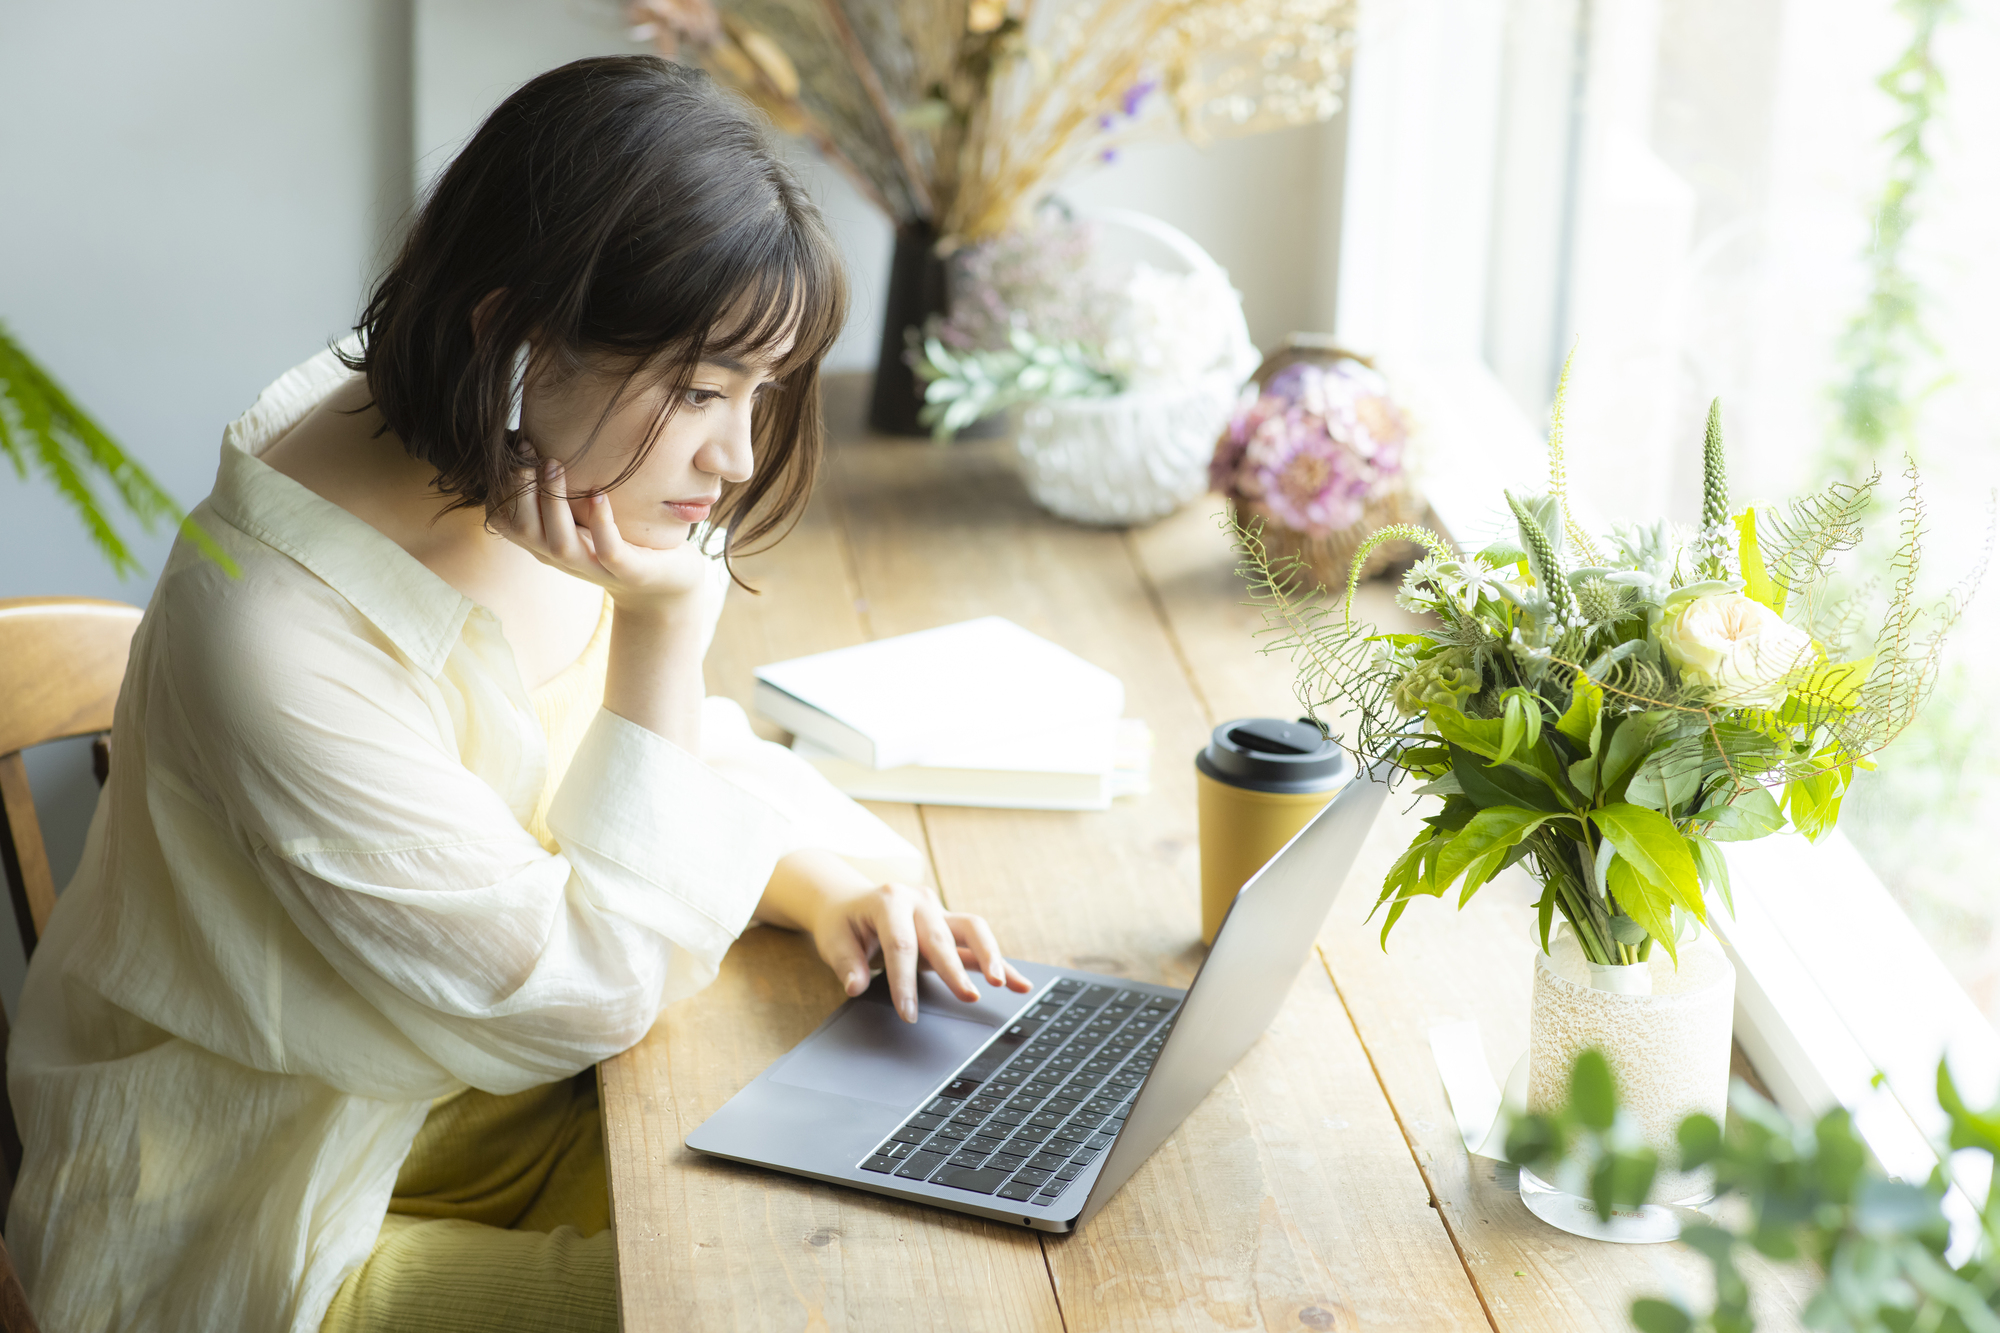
[341, 55, 846, 573]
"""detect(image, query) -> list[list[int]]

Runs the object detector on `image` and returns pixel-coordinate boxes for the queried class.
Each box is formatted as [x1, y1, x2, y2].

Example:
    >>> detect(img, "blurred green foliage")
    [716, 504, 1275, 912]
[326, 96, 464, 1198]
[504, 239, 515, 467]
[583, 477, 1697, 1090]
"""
[1516, 1051, 2000, 1333]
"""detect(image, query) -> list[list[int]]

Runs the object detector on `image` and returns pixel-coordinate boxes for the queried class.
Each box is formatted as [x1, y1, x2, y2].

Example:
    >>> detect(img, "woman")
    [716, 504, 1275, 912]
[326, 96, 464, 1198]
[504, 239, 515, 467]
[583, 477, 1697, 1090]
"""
[5, 56, 1028, 1333]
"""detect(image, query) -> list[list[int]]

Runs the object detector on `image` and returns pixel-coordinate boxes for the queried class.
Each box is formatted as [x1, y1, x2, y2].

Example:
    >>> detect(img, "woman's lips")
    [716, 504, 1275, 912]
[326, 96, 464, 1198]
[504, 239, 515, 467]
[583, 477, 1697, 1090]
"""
[665, 499, 714, 522]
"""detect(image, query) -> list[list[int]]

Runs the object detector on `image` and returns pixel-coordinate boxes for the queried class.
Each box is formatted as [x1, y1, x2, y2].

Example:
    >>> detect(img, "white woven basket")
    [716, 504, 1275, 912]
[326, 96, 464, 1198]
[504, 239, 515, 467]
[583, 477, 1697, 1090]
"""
[1012, 209, 1257, 528]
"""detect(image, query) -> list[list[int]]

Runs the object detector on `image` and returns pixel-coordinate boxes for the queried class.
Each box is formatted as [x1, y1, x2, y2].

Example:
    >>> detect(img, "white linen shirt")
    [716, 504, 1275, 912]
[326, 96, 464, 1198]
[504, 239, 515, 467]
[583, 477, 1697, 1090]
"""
[4, 350, 922, 1333]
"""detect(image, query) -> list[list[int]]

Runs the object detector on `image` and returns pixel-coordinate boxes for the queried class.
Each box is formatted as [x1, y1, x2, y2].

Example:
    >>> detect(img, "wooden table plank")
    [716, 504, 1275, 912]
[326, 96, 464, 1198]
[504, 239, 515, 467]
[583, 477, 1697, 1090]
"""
[1128, 497, 1814, 1332]
[822, 428, 1488, 1331]
[602, 445, 1063, 1332]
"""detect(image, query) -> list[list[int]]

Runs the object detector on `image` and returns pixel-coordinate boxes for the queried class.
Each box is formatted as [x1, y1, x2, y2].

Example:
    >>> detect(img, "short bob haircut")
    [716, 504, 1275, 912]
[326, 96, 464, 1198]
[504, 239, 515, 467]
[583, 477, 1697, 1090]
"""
[341, 55, 846, 574]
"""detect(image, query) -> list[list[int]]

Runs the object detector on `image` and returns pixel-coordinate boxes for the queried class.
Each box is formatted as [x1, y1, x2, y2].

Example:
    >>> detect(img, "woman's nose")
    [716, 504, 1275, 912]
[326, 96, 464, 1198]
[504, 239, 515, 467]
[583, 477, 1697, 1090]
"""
[699, 403, 756, 484]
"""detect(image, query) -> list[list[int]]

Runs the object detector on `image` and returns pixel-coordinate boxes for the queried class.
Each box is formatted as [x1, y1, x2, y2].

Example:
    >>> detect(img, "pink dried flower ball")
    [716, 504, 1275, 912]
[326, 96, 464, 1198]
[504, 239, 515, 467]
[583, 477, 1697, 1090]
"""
[1212, 359, 1408, 536]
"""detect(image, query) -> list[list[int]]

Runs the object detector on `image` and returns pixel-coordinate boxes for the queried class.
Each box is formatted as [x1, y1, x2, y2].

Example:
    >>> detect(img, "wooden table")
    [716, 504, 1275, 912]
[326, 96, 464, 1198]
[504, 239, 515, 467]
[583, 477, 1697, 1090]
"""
[598, 379, 1812, 1332]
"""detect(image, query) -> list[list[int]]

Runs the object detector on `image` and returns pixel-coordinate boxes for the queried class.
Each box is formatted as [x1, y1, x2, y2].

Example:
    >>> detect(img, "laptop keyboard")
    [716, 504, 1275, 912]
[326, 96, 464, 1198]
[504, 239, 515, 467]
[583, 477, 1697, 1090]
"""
[858, 979, 1180, 1207]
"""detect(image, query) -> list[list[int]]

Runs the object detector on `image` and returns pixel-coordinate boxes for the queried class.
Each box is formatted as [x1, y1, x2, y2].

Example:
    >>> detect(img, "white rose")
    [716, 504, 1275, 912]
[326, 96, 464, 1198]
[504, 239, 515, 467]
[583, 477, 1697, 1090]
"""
[1658, 592, 1815, 708]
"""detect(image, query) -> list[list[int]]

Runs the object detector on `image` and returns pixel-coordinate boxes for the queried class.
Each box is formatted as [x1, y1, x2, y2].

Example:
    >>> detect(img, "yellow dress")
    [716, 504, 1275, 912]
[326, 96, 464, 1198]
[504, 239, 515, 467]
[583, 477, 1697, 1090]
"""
[320, 601, 620, 1333]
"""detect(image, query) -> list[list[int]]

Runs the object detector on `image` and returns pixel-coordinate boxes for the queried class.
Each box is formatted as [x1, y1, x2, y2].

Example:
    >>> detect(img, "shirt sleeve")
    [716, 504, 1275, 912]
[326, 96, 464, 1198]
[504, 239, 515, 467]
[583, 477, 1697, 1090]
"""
[165, 592, 788, 1094]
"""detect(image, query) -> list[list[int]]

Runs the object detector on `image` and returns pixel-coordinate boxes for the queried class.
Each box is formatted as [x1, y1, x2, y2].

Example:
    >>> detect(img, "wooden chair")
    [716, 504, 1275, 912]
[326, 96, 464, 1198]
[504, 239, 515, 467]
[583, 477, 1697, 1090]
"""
[0, 596, 144, 1332]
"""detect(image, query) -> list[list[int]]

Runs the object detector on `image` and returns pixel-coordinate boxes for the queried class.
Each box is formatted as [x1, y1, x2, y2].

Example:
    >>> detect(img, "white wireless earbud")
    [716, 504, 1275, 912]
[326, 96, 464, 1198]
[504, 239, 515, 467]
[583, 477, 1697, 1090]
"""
[506, 341, 529, 433]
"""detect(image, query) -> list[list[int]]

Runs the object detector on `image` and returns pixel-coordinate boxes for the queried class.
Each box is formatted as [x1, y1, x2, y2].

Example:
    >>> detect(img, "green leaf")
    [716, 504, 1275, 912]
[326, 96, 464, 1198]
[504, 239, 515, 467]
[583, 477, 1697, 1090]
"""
[1592, 803, 1706, 921]
[1631, 1298, 1693, 1333]
[1499, 697, 1527, 766]
[1590, 1146, 1658, 1221]
[1597, 711, 1677, 803]
[1555, 672, 1603, 750]
[1676, 1114, 1722, 1169]
[1607, 914, 1650, 946]
[1785, 767, 1847, 842]
[1937, 1061, 2000, 1159]
[1494, 688, 1545, 767]
[1735, 508, 1785, 615]
[1606, 857, 1679, 963]
[1700, 787, 1784, 842]
[1627, 748, 1701, 817]
[1449, 746, 1572, 815]
[1429, 704, 1508, 762]
[1687, 834, 1733, 916]
[1434, 807, 1556, 906]
[1374, 830, 1445, 946]
[1569, 1049, 1617, 1130]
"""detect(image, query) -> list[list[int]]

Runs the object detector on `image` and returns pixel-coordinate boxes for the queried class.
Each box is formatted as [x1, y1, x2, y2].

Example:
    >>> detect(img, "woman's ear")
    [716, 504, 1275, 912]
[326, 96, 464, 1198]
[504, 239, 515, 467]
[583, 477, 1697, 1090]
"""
[469, 287, 507, 340]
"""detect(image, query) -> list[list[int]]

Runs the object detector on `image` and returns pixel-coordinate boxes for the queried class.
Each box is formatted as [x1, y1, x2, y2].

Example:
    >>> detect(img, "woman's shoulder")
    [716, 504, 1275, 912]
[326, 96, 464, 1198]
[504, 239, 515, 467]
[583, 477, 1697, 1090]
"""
[149, 507, 431, 738]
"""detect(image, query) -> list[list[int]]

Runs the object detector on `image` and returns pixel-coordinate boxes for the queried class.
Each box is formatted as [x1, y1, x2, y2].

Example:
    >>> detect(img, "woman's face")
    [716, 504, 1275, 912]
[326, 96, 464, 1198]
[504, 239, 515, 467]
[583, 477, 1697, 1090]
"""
[521, 351, 783, 550]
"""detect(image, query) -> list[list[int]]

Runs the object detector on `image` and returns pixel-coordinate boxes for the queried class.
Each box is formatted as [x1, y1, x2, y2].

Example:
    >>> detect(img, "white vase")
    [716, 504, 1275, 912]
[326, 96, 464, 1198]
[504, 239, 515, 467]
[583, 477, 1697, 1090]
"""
[1013, 375, 1240, 527]
[1008, 206, 1257, 528]
[1518, 927, 1736, 1243]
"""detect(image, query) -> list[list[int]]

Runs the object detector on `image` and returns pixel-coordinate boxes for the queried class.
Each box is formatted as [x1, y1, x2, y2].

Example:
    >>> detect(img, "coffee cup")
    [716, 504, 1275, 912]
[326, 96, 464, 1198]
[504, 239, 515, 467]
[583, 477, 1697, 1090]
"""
[1196, 717, 1351, 945]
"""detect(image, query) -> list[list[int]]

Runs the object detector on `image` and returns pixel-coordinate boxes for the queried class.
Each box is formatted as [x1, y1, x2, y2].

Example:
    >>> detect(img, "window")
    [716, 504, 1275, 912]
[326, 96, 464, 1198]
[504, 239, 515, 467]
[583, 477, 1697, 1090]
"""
[1335, 0, 2000, 1209]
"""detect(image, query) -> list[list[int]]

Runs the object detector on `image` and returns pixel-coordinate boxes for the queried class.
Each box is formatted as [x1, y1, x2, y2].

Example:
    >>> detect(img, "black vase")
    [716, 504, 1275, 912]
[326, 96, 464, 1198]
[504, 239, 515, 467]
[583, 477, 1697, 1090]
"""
[867, 221, 946, 437]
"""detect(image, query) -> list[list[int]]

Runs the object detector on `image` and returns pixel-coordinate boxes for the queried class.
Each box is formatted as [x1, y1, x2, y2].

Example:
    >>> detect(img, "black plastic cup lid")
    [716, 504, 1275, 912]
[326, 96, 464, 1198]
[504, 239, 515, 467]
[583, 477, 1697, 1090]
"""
[1196, 717, 1349, 793]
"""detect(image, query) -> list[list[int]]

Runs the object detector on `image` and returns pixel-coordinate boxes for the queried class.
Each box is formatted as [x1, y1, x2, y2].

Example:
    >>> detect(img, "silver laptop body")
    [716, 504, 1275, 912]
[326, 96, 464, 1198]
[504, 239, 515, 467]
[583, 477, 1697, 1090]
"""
[685, 762, 1390, 1233]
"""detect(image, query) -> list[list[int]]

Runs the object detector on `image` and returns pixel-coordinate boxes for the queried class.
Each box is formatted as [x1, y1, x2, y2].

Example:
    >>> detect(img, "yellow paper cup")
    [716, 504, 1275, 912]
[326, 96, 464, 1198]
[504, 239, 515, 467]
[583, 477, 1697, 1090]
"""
[1195, 719, 1351, 946]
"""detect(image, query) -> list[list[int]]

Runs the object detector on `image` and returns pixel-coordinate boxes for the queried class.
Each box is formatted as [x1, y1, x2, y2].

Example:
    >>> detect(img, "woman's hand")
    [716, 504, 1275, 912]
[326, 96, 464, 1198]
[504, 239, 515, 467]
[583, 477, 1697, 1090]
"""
[811, 881, 1032, 1022]
[496, 459, 717, 623]
[761, 850, 1032, 1021]
[499, 458, 717, 749]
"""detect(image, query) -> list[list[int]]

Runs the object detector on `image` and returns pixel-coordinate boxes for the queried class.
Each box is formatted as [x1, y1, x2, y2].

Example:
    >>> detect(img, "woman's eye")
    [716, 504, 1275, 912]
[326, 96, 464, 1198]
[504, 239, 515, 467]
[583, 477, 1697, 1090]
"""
[685, 388, 723, 408]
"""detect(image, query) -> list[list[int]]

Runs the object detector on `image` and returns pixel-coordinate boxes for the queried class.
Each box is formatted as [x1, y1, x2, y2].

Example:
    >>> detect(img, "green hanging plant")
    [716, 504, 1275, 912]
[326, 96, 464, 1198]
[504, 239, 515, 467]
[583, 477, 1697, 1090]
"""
[0, 322, 232, 578]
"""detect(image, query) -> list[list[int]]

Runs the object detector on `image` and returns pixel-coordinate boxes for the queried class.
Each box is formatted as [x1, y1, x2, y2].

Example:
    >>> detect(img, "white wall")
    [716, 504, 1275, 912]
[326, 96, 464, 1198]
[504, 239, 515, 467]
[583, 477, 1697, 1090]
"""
[414, 0, 1347, 368]
[0, 0, 417, 1016]
[0, 0, 1343, 1015]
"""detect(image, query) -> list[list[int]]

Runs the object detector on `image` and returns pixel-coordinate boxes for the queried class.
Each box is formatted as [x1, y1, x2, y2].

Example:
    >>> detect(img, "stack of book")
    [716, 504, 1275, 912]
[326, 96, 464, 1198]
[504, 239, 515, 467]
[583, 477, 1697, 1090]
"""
[753, 617, 1152, 811]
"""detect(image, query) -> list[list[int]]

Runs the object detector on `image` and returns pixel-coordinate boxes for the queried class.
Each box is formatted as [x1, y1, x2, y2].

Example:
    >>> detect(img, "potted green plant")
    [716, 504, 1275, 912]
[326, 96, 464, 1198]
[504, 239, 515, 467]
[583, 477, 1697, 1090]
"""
[1241, 360, 1982, 1239]
[1, 323, 222, 576]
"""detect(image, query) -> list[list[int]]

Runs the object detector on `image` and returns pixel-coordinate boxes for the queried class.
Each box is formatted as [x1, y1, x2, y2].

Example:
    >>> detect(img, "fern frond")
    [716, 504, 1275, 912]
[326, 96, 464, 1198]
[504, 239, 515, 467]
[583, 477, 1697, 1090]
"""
[1234, 511, 1408, 769]
[1341, 523, 1455, 620]
[0, 324, 188, 578]
[1758, 468, 1877, 633]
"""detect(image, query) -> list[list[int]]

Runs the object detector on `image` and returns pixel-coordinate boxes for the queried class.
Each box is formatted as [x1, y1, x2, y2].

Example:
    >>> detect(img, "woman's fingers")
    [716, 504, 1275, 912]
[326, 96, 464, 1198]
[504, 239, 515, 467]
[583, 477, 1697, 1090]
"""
[949, 911, 1008, 989]
[817, 918, 875, 998]
[913, 898, 978, 1003]
[880, 906, 922, 1022]
[579, 492, 631, 579]
[538, 462, 587, 564]
[502, 463, 546, 550]
[819, 885, 1031, 1020]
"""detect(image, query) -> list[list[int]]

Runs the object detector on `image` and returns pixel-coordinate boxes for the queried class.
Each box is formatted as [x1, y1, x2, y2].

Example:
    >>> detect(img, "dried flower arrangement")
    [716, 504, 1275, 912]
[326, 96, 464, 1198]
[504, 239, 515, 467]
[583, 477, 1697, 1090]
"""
[628, 0, 1359, 243]
[626, 0, 1357, 430]
[1213, 343, 1419, 589]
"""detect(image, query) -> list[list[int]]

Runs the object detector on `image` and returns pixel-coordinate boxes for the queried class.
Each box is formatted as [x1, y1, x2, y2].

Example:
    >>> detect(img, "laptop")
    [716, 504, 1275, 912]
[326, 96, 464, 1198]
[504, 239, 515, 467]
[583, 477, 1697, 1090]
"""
[685, 758, 1392, 1232]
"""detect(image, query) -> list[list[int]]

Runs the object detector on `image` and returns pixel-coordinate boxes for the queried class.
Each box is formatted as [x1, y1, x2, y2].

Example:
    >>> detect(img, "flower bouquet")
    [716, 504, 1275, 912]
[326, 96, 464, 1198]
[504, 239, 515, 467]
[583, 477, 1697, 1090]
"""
[1212, 341, 1419, 589]
[1241, 367, 1984, 1237]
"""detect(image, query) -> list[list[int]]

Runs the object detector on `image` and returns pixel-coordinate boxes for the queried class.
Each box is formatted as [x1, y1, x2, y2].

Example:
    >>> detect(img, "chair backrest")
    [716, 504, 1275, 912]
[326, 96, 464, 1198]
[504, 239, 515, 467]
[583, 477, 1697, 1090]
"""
[0, 597, 142, 1228]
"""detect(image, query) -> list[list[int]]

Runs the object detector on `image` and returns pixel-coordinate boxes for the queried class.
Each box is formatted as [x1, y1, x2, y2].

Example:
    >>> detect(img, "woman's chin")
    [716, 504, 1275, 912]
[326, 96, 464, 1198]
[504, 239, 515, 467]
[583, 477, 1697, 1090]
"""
[617, 521, 690, 551]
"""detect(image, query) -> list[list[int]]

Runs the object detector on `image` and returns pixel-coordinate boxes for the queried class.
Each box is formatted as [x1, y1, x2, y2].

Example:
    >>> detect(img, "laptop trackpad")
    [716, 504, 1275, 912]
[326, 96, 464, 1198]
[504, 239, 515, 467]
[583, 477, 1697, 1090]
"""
[769, 1003, 992, 1107]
